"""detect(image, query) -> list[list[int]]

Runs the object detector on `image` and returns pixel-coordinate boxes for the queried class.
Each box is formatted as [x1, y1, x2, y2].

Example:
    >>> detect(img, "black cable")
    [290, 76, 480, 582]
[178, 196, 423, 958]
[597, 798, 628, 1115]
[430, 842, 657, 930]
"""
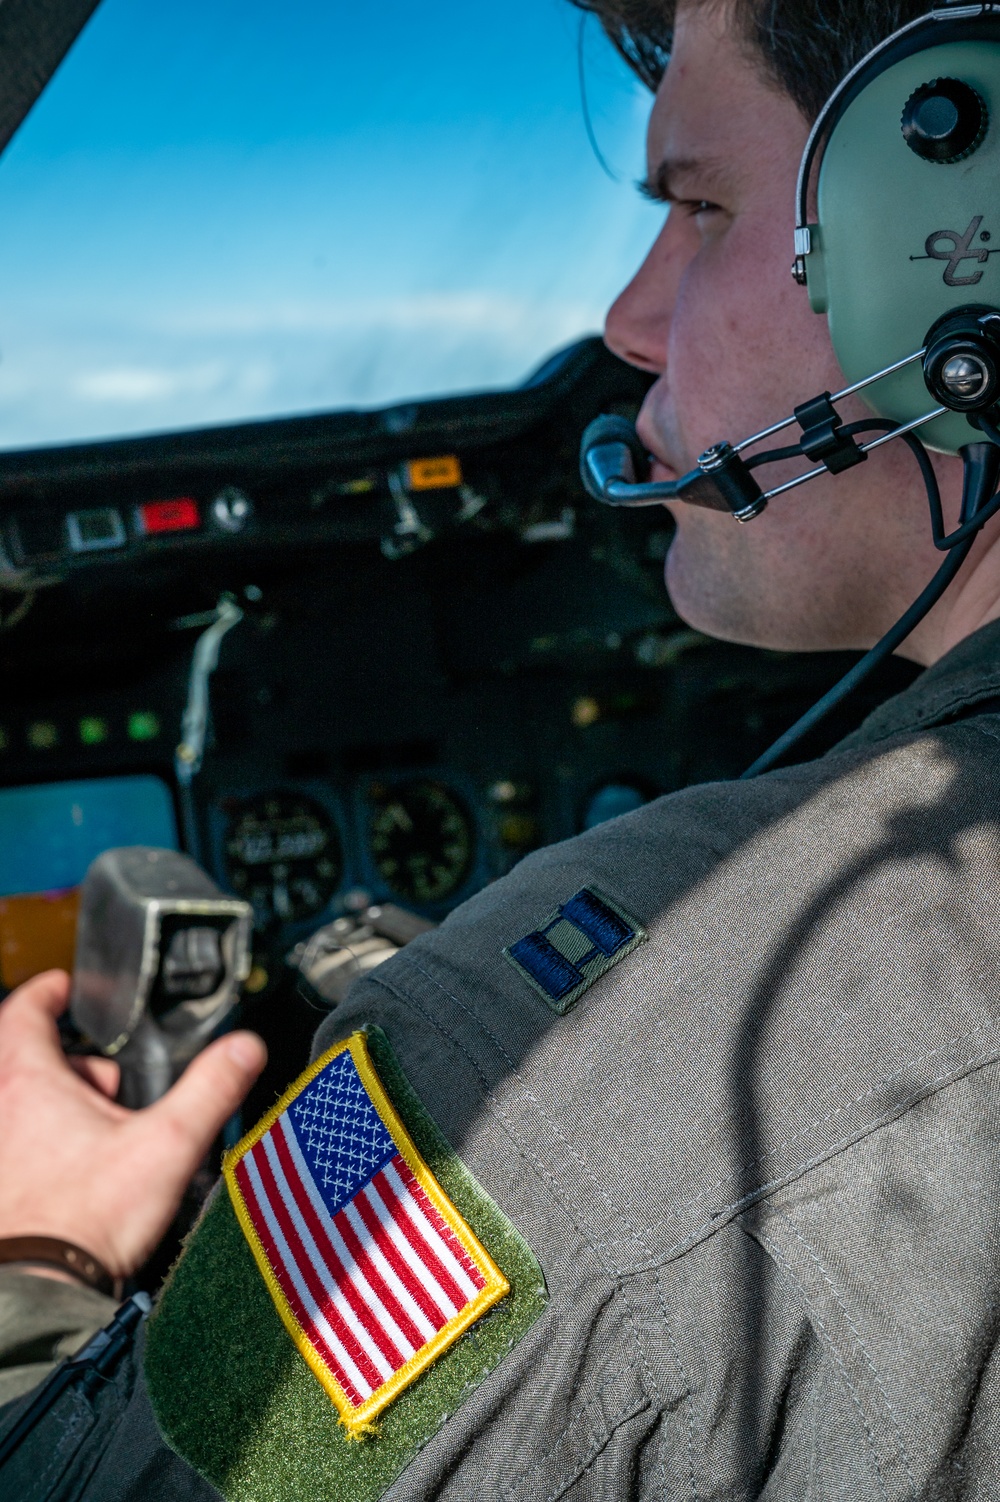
[840, 417, 1000, 552]
[931, 488, 1000, 549]
[745, 443, 806, 470]
[744, 422, 944, 528]
[742, 440, 1000, 779]
[841, 419, 941, 495]
[926, 416, 1000, 549]
[975, 415, 1000, 446]
[838, 421, 959, 548]
[0, 1293, 150, 1468]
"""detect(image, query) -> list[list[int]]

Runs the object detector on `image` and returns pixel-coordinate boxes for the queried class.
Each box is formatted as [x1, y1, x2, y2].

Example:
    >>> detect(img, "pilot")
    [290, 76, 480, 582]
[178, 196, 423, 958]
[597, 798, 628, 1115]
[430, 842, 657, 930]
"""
[2, 0, 1000, 1497]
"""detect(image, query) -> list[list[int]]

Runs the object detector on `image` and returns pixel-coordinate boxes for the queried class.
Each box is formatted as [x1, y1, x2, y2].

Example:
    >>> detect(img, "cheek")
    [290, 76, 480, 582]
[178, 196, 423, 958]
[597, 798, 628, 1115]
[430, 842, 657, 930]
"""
[668, 216, 842, 451]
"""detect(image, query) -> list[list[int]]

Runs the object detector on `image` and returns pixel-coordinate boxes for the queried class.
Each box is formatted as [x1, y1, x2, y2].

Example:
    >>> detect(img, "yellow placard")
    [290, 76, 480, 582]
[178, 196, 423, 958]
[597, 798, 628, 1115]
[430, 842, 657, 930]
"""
[405, 455, 463, 491]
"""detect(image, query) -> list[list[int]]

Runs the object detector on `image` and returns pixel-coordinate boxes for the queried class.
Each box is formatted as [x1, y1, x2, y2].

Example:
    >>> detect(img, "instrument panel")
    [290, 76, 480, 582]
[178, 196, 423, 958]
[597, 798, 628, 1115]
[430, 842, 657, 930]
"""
[212, 774, 484, 937]
[0, 336, 919, 1109]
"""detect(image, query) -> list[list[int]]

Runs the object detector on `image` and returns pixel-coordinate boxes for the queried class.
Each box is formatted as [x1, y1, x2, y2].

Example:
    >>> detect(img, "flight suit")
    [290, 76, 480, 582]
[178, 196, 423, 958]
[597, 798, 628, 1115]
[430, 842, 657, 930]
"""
[4, 619, 1000, 1500]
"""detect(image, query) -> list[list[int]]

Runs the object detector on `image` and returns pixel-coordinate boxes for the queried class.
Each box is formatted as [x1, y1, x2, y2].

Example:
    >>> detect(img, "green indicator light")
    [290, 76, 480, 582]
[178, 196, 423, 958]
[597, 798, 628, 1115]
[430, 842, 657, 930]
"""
[27, 721, 59, 750]
[128, 711, 160, 743]
[79, 716, 109, 746]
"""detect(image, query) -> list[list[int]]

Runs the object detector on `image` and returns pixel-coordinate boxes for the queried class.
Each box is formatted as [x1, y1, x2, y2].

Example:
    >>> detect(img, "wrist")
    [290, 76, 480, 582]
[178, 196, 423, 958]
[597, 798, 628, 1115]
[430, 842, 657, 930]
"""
[3, 1261, 88, 1288]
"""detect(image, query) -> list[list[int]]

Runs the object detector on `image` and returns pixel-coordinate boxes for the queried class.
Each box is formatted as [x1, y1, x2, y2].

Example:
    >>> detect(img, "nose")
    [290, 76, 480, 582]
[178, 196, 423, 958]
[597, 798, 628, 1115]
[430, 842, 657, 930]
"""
[604, 218, 675, 375]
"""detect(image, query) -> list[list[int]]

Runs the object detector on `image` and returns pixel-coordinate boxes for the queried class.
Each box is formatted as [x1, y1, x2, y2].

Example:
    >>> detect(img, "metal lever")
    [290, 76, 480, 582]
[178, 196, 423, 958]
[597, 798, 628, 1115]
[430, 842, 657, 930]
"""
[70, 847, 253, 1108]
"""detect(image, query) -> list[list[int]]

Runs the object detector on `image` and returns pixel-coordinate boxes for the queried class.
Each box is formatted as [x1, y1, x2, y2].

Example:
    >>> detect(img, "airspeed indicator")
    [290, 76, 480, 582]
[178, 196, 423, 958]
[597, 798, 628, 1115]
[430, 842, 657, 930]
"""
[224, 792, 342, 927]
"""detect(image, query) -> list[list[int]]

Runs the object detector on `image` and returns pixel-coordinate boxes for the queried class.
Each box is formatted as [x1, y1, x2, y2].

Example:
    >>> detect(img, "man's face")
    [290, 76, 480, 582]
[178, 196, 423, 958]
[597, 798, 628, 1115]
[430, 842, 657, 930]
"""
[605, 4, 961, 657]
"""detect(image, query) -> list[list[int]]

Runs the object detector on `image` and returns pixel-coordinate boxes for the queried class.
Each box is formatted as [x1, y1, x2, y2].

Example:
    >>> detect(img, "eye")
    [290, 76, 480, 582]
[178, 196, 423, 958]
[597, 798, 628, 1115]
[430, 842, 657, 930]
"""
[683, 198, 722, 218]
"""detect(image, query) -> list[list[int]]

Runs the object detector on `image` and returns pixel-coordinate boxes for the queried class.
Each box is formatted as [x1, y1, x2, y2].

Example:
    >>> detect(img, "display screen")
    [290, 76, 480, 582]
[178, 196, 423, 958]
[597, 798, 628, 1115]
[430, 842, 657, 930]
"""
[0, 775, 177, 989]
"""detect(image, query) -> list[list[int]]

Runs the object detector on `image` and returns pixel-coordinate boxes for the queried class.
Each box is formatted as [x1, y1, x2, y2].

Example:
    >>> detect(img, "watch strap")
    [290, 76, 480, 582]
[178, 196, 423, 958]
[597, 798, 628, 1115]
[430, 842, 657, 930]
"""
[0, 1236, 117, 1295]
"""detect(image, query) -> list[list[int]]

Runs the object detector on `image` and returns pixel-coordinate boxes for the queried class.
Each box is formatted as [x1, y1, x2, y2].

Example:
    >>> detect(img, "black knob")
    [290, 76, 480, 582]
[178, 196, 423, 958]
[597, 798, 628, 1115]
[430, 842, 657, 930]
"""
[902, 77, 988, 164]
[922, 306, 1000, 413]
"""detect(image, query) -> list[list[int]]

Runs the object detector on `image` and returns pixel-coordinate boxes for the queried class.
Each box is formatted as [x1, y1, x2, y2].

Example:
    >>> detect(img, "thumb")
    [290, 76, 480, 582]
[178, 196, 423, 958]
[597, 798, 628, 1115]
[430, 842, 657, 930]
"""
[146, 1031, 267, 1176]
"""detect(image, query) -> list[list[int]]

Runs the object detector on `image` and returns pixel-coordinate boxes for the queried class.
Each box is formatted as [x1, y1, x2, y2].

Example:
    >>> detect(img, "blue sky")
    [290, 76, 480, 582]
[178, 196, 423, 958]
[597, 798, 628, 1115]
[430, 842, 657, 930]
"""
[0, 0, 662, 449]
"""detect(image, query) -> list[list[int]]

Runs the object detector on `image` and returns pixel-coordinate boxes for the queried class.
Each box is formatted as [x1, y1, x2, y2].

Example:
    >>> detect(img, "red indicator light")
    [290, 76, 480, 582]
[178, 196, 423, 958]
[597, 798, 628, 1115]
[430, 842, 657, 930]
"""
[138, 498, 199, 535]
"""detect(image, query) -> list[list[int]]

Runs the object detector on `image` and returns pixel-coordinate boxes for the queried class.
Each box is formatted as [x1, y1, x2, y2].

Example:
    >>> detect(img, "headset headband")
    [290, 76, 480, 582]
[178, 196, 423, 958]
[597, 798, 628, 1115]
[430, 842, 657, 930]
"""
[796, 4, 1000, 251]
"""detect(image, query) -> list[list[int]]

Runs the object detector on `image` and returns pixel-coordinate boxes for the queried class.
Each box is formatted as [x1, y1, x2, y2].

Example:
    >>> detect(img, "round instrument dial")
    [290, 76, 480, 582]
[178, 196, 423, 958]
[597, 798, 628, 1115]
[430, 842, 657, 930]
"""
[581, 781, 650, 831]
[224, 793, 342, 926]
[368, 780, 474, 905]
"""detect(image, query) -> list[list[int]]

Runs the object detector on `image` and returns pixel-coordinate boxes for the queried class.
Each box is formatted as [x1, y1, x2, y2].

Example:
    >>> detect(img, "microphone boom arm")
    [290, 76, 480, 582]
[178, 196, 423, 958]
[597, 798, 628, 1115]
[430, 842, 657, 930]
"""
[581, 346, 939, 519]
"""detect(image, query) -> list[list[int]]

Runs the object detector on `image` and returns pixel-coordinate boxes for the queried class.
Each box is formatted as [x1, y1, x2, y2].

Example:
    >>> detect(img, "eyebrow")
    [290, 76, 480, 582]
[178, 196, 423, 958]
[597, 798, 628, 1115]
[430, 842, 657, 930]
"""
[637, 154, 730, 204]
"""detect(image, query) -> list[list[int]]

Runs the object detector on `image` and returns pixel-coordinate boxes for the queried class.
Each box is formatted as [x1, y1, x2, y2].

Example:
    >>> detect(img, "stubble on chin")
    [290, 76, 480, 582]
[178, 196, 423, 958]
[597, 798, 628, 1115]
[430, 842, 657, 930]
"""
[663, 512, 758, 643]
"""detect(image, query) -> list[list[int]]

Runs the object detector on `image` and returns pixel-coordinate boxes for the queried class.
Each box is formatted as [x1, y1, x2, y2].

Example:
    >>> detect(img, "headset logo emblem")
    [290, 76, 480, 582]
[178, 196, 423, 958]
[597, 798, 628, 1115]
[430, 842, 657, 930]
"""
[910, 216, 1000, 287]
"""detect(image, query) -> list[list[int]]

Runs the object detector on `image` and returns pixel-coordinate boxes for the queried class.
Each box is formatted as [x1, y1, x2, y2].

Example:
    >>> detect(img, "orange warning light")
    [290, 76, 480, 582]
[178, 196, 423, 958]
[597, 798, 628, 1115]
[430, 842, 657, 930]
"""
[406, 455, 463, 491]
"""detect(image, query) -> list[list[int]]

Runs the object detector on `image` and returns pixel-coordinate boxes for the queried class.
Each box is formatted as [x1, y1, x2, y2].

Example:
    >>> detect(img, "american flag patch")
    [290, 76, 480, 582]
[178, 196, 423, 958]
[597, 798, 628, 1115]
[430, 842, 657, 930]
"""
[224, 1032, 509, 1433]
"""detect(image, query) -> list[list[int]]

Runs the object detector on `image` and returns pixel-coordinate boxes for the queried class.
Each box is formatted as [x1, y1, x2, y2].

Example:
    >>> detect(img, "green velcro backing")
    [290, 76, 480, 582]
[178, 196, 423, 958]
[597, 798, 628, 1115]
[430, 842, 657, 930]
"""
[144, 1026, 547, 1502]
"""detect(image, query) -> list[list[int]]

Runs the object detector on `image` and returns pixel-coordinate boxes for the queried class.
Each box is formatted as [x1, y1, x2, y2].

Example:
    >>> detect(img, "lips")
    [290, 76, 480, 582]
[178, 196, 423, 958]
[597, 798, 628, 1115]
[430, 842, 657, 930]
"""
[636, 405, 685, 482]
[650, 458, 679, 484]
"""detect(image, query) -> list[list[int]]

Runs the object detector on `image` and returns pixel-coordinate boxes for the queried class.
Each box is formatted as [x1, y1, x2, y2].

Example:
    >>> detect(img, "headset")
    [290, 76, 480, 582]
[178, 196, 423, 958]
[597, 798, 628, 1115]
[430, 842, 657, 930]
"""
[580, 1, 1000, 776]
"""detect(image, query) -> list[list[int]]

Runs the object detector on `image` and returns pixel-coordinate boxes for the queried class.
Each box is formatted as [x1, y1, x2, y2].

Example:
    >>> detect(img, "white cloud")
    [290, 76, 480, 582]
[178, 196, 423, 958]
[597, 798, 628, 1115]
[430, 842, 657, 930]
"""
[0, 296, 608, 444]
[70, 358, 273, 407]
[74, 365, 206, 402]
[145, 290, 600, 341]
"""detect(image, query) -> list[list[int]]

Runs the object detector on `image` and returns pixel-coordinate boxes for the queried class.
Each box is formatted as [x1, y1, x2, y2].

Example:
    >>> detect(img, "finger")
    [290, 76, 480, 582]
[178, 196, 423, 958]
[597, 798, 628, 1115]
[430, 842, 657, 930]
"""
[145, 1032, 267, 1176]
[0, 970, 71, 1024]
[68, 1055, 121, 1097]
[0, 971, 73, 1060]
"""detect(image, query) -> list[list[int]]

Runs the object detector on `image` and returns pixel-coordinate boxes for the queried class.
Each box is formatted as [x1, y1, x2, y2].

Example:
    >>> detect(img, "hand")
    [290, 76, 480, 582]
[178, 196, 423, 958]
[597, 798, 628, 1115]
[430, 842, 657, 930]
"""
[0, 970, 267, 1279]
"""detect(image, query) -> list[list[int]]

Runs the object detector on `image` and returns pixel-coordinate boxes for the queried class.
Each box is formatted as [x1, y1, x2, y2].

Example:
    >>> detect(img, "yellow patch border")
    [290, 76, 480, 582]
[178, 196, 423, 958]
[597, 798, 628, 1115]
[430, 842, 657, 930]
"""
[223, 1031, 509, 1435]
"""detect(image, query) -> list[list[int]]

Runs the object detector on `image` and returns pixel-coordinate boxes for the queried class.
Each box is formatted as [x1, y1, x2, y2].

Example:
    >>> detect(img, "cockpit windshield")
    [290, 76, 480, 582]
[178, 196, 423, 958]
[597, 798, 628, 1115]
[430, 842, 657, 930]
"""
[0, 0, 656, 450]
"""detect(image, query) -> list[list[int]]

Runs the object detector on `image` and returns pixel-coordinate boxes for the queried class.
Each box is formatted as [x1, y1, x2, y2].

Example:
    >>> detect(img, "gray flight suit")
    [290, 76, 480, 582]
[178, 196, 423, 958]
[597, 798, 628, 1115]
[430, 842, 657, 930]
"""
[4, 620, 1000, 1500]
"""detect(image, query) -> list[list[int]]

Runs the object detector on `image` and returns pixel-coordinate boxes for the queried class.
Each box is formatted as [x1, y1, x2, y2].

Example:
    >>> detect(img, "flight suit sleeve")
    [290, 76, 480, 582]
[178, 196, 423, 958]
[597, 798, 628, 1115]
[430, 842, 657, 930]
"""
[0, 1269, 117, 1404]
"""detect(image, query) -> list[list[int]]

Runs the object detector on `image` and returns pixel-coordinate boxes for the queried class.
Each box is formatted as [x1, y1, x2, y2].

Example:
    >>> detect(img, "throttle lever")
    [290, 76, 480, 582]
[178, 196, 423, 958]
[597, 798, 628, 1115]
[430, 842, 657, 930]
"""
[70, 847, 252, 1108]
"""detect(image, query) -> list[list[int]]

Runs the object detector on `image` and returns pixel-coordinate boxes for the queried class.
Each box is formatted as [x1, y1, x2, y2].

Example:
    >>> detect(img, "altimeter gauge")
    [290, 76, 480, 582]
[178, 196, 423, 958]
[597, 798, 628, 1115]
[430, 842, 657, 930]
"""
[368, 780, 474, 905]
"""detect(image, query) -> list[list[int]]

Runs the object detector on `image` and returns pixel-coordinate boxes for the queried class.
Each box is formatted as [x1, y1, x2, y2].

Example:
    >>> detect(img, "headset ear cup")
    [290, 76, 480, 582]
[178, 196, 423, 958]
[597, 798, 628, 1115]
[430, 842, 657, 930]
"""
[802, 15, 1000, 454]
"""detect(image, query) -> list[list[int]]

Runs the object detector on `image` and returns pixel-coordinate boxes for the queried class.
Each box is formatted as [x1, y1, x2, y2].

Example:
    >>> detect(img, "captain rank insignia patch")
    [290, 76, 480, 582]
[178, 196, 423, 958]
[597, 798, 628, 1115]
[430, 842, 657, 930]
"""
[224, 1033, 510, 1433]
[504, 886, 647, 1014]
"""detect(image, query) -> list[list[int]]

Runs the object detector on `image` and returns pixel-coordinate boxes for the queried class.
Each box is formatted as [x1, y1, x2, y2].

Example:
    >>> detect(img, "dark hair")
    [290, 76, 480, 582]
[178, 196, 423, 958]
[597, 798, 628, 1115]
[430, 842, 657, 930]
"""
[570, 0, 934, 118]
